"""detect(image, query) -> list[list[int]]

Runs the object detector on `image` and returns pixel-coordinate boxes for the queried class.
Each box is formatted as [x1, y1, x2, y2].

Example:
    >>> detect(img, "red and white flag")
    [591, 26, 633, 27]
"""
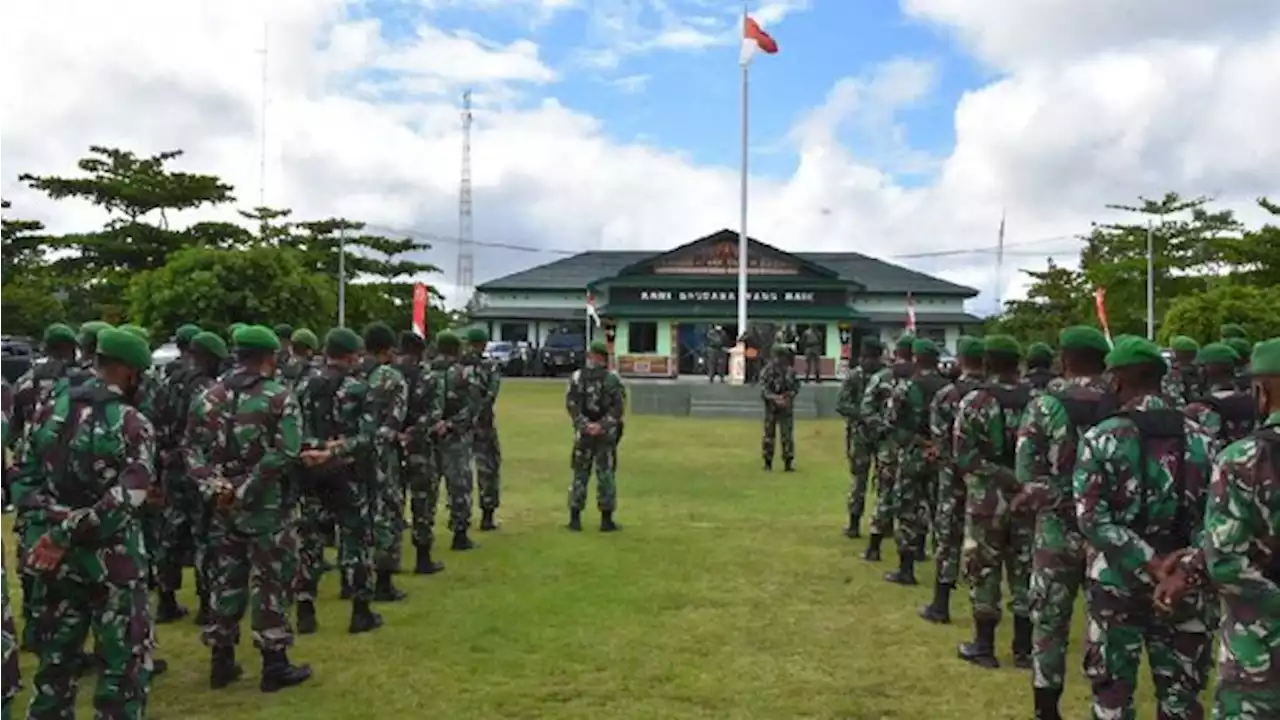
[905, 292, 917, 333]
[586, 291, 601, 328]
[1094, 286, 1112, 344]
[739, 16, 779, 66]
[412, 283, 429, 338]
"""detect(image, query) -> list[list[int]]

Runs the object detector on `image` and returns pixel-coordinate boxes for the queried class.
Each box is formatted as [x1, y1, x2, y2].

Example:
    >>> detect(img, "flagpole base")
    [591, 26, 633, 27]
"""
[729, 344, 746, 386]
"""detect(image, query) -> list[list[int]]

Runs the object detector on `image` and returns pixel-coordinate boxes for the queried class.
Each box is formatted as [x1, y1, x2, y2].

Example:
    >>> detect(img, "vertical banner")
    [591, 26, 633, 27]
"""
[412, 283, 429, 337]
[1094, 286, 1111, 344]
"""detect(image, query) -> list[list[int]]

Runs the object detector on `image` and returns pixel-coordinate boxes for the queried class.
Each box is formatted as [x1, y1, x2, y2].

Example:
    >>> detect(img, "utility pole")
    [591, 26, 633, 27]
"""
[456, 90, 475, 305]
[338, 225, 347, 328]
[257, 19, 269, 207]
[994, 209, 1006, 314]
[1146, 219, 1155, 341]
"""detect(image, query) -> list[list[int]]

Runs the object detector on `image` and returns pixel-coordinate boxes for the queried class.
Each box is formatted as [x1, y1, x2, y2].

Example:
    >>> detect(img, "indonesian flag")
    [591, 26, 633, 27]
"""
[739, 16, 778, 66]
[586, 291, 601, 327]
[1094, 287, 1112, 344]
[412, 283, 429, 338]
[905, 292, 917, 333]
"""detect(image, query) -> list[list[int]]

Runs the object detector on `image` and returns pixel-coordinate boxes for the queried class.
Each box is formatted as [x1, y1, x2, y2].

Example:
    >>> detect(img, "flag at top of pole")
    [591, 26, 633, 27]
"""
[739, 16, 779, 66]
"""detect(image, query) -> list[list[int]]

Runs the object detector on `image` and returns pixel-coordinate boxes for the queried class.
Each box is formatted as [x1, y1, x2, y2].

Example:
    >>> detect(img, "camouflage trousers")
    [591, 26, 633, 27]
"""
[158, 465, 199, 594]
[338, 477, 377, 603]
[294, 493, 328, 603]
[373, 445, 405, 572]
[869, 440, 901, 537]
[891, 443, 933, 556]
[406, 447, 442, 547]
[140, 504, 165, 591]
[803, 353, 820, 382]
[438, 435, 475, 533]
[1213, 605, 1280, 720]
[761, 407, 795, 463]
[1028, 511, 1085, 690]
[201, 522, 295, 652]
[961, 508, 1033, 620]
[933, 463, 965, 586]
[26, 575, 150, 719]
[845, 425, 875, 519]
[1082, 585, 1209, 720]
[569, 438, 618, 512]
[473, 426, 502, 512]
[3, 572, 18, 710]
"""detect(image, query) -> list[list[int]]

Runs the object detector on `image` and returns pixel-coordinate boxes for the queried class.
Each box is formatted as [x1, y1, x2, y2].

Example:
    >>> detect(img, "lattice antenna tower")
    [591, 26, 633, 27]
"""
[456, 89, 475, 302]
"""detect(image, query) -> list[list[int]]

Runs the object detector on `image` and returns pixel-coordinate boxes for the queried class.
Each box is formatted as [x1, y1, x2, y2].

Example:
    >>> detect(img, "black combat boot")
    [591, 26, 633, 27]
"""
[1033, 687, 1063, 720]
[480, 509, 498, 531]
[450, 529, 478, 551]
[567, 509, 583, 532]
[210, 645, 243, 689]
[883, 551, 917, 585]
[957, 617, 1000, 669]
[339, 571, 353, 600]
[348, 599, 384, 635]
[152, 658, 168, 676]
[843, 514, 861, 539]
[1012, 615, 1033, 669]
[374, 570, 408, 602]
[414, 543, 445, 575]
[863, 534, 883, 562]
[259, 649, 313, 693]
[156, 590, 188, 623]
[600, 511, 621, 532]
[783, 458, 795, 472]
[918, 582, 952, 624]
[296, 601, 317, 635]
[763, 457, 773, 471]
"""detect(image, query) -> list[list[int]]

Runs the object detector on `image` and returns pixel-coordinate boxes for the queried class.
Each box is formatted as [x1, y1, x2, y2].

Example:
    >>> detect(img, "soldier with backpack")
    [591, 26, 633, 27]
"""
[861, 335, 915, 562]
[1162, 335, 1203, 408]
[1184, 342, 1256, 451]
[1023, 342, 1057, 393]
[1011, 326, 1114, 719]
[400, 331, 446, 575]
[837, 336, 885, 539]
[1074, 336, 1215, 720]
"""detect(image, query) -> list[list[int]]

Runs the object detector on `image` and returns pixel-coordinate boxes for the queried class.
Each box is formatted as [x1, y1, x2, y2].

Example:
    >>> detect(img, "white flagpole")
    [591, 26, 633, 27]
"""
[736, 7, 750, 339]
[1146, 219, 1155, 341]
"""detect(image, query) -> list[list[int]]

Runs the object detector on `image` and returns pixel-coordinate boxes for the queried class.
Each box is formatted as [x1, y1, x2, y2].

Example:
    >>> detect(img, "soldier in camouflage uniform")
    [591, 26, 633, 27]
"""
[1074, 336, 1214, 720]
[2, 381, 18, 717]
[76, 321, 113, 372]
[566, 340, 627, 532]
[1023, 342, 1056, 392]
[12, 328, 156, 717]
[882, 338, 947, 585]
[1184, 342, 1256, 447]
[919, 336, 985, 624]
[801, 326, 823, 383]
[837, 336, 884, 538]
[280, 329, 320, 392]
[1162, 335, 1203, 408]
[953, 335, 1034, 669]
[184, 325, 312, 692]
[1224, 337, 1255, 392]
[1010, 326, 1114, 718]
[759, 344, 800, 472]
[465, 327, 504, 531]
[399, 332, 446, 575]
[273, 324, 294, 369]
[428, 331, 483, 550]
[361, 322, 410, 601]
[861, 335, 914, 562]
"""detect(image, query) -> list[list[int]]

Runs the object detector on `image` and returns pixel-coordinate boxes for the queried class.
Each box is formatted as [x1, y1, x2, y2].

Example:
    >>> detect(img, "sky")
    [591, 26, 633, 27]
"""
[3, 0, 1279, 312]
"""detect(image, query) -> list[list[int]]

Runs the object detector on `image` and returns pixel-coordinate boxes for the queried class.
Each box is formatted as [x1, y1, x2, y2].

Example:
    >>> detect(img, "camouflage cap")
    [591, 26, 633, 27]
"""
[325, 327, 363, 356]
[290, 328, 320, 351]
[43, 322, 78, 346]
[589, 340, 609, 356]
[1169, 335, 1199, 353]
[190, 331, 229, 360]
[1250, 338, 1280, 376]
[96, 328, 152, 371]
[983, 334, 1021, 358]
[956, 335, 985, 360]
[175, 323, 202, 344]
[1105, 336, 1163, 370]
[1026, 342, 1054, 363]
[1058, 326, 1110, 354]
[1197, 342, 1238, 366]
[911, 338, 939, 358]
[233, 324, 281, 352]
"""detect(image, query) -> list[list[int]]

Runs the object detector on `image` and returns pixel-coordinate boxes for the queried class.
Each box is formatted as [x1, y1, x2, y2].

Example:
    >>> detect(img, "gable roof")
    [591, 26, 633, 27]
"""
[611, 229, 842, 281]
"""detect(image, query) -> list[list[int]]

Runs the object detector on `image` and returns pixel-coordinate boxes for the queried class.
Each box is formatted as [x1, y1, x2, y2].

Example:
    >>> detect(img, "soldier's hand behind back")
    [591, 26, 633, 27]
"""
[28, 534, 67, 572]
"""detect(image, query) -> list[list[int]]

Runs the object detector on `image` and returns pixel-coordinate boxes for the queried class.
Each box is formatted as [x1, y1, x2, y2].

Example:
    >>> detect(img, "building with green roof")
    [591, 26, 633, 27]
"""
[474, 229, 981, 378]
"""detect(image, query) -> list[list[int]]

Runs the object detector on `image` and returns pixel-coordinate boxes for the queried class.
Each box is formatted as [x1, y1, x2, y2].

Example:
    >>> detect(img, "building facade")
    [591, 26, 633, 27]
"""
[471, 230, 982, 378]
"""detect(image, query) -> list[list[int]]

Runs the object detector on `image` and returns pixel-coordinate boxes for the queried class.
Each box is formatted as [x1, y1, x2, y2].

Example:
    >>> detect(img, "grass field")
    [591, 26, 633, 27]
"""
[8, 380, 1169, 719]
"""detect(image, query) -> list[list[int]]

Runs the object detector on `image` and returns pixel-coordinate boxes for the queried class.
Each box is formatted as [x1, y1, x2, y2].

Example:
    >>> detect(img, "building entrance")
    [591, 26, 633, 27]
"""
[675, 323, 738, 376]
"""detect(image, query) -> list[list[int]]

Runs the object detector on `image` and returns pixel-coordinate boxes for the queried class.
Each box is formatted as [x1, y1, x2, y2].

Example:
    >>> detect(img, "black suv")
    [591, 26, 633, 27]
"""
[539, 332, 586, 376]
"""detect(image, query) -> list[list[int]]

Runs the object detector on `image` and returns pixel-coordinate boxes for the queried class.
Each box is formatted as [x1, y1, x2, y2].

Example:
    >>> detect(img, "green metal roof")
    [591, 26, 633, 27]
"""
[858, 311, 986, 325]
[469, 307, 586, 321]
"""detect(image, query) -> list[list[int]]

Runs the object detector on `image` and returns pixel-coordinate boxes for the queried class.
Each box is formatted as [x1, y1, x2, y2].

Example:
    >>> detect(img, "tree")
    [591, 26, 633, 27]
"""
[1159, 285, 1280, 345]
[1, 199, 66, 337]
[983, 259, 1093, 345]
[127, 245, 335, 340]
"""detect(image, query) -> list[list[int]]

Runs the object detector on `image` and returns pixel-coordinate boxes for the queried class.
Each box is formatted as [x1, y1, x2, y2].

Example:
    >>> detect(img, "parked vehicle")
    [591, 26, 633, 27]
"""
[152, 341, 181, 368]
[539, 332, 586, 376]
[483, 341, 523, 375]
[1, 336, 37, 384]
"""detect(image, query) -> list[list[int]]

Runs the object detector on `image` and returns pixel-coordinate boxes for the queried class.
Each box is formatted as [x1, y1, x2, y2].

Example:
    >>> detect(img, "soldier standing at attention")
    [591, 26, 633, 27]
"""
[1010, 326, 1114, 719]
[953, 335, 1034, 669]
[566, 340, 627, 532]
[801, 325, 823, 383]
[838, 336, 884, 538]
[400, 331, 446, 575]
[360, 322, 410, 602]
[1184, 342, 1257, 447]
[1074, 336, 1214, 720]
[1162, 335, 1203, 407]
[919, 336, 986, 624]
[1023, 342, 1056, 392]
[281, 329, 320, 391]
[465, 327, 504, 531]
[861, 335, 914, 562]
[705, 325, 726, 383]
[429, 331, 482, 551]
[759, 344, 800, 472]
[12, 328, 156, 717]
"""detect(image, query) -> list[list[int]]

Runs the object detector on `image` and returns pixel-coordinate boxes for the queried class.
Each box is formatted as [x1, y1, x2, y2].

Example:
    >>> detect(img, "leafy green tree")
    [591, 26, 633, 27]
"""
[1160, 284, 1280, 345]
[1, 199, 66, 337]
[984, 259, 1093, 345]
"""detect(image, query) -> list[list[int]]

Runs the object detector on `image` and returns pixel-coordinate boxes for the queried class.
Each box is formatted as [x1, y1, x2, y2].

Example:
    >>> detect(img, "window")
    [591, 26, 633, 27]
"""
[499, 322, 529, 343]
[628, 321, 659, 354]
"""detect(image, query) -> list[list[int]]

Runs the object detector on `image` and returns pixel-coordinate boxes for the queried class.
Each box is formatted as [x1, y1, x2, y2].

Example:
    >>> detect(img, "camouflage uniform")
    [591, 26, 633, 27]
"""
[1183, 381, 1257, 448]
[801, 327, 822, 383]
[153, 358, 201, 615]
[836, 360, 882, 535]
[13, 379, 156, 718]
[131, 367, 166, 592]
[928, 373, 984, 588]
[465, 352, 503, 519]
[861, 361, 912, 548]
[2, 382, 17, 714]
[566, 363, 627, 515]
[1162, 362, 1203, 409]
[1015, 376, 1114, 700]
[759, 354, 800, 468]
[884, 367, 947, 573]
[364, 362, 408, 573]
[1023, 367, 1056, 393]
[1074, 394, 1215, 720]
[428, 356, 481, 539]
[403, 359, 444, 553]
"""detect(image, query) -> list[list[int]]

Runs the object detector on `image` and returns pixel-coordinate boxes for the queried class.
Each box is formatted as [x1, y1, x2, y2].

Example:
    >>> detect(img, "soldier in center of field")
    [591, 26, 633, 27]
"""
[1162, 335, 1203, 408]
[1010, 325, 1114, 719]
[837, 336, 884, 538]
[566, 340, 627, 532]
[759, 344, 800, 472]
[861, 334, 914, 562]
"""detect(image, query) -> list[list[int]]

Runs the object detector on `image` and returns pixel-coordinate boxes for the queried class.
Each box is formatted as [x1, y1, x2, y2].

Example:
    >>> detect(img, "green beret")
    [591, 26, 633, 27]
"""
[1224, 337, 1252, 362]
[190, 331, 229, 360]
[42, 323, 78, 346]
[1250, 338, 1280, 376]
[895, 334, 916, 350]
[290, 328, 319, 351]
[233, 324, 281, 351]
[118, 324, 149, 343]
[77, 321, 113, 347]
[957, 335, 985, 360]
[589, 340, 609, 355]
[95, 328, 152, 371]
[1059, 326, 1110, 354]
[466, 327, 489, 344]
[361, 322, 397, 352]
[175, 323, 202, 344]
[228, 323, 248, 341]
[983, 334, 1022, 358]
[325, 328, 363, 356]
[273, 323, 294, 338]
[435, 330, 461, 352]
[1220, 323, 1248, 340]
[1026, 342, 1054, 363]
[860, 336, 884, 353]
[911, 338, 939, 357]
[1197, 342, 1238, 366]
[1170, 335, 1199, 353]
[1105, 336, 1164, 370]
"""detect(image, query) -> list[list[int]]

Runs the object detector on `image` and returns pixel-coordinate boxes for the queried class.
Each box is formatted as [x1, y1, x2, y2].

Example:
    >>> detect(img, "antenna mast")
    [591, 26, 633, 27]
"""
[456, 90, 475, 303]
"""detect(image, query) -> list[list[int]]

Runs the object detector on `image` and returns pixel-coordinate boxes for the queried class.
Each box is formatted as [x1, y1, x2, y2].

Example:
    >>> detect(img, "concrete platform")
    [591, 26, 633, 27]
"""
[630, 379, 842, 418]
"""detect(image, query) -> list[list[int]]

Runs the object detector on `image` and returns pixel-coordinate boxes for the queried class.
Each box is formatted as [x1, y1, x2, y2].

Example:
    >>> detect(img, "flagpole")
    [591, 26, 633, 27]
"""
[1145, 219, 1155, 341]
[736, 20, 749, 341]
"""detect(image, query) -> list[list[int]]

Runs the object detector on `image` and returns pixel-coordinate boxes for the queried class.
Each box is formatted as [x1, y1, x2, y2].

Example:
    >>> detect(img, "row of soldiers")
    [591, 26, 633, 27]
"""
[836, 323, 1277, 719]
[1, 318, 518, 717]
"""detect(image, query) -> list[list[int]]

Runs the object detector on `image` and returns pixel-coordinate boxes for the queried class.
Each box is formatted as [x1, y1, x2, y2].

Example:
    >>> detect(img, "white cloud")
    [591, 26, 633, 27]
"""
[2, 0, 1279, 317]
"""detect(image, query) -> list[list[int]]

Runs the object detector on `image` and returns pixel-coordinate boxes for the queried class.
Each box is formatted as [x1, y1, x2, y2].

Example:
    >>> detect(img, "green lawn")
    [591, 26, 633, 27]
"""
[9, 380, 1167, 719]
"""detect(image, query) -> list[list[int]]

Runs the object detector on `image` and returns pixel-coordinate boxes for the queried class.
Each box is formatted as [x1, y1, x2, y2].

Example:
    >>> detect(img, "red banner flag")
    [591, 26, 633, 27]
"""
[905, 292, 917, 333]
[1094, 286, 1111, 343]
[413, 283, 429, 338]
